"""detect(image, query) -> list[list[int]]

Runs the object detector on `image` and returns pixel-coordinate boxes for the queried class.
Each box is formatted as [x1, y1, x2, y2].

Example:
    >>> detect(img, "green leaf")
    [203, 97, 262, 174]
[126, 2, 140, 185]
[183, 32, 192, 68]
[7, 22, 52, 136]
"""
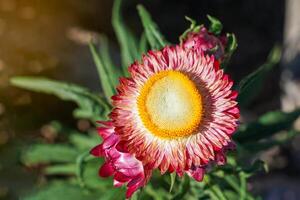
[144, 185, 171, 200]
[207, 15, 223, 35]
[223, 175, 256, 200]
[226, 34, 238, 55]
[112, 0, 138, 75]
[179, 16, 202, 42]
[222, 33, 238, 69]
[21, 144, 78, 166]
[69, 133, 99, 151]
[81, 159, 112, 190]
[224, 190, 240, 200]
[45, 164, 76, 175]
[98, 188, 126, 200]
[10, 77, 110, 122]
[173, 176, 190, 200]
[76, 151, 92, 187]
[139, 32, 148, 56]
[137, 5, 168, 50]
[238, 45, 281, 106]
[234, 109, 300, 143]
[259, 110, 297, 124]
[205, 190, 220, 200]
[239, 172, 247, 200]
[224, 175, 240, 192]
[169, 173, 176, 193]
[22, 181, 101, 200]
[244, 160, 269, 174]
[98, 36, 122, 87]
[211, 185, 228, 200]
[129, 189, 143, 200]
[89, 42, 116, 102]
[241, 129, 299, 153]
[126, 29, 140, 61]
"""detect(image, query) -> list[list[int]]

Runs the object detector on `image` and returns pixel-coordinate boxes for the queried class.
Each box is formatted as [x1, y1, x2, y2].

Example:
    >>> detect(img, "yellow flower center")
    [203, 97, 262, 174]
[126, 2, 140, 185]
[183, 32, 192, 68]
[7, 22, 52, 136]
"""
[137, 70, 203, 139]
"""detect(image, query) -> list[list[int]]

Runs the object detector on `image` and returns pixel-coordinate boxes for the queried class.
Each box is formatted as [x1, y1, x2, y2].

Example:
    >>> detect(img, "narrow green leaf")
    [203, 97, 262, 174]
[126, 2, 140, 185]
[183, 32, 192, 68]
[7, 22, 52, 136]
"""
[10, 77, 110, 121]
[244, 160, 269, 174]
[69, 133, 99, 151]
[21, 144, 78, 166]
[259, 109, 296, 124]
[221, 33, 238, 69]
[169, 173, 176, 193]
[205, 190, 220, 200]
[129, 189, 143, 200]
[223, 174, 256, 200]
[112, 0, 138, 75]
[89, 42, 115, 102]
[144, 185, 170, 200]
[45, 164, 76, 175]
[137, 5, 168, 50]
[224, 175, 240, 192]
[226, 34, 238, 54]
[239, 172, 247, 200]
[241, 130, 299, 153]
[207, 15, 223, 35]
[81, 159, 111, 190]
[179, 16, 202, 43]
[173, 176, 190, 200]
[211, 185, 228, 200]
[224, 191, 240, 200]
[234, 109, 300, 143]
[76, 151, 92, 188]
[126, 28, 140, 60]
[238, 45, 281, 106]
[23, 181, 101, 200]
[139, 32, 148, 57]
[99, 188, 126, 200]
[98, 36, 122, 87]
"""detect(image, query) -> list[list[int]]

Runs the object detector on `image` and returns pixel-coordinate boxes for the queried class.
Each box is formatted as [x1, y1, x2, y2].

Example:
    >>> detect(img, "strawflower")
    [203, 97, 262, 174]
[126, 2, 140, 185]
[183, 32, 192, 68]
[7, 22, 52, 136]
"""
[91, 42, 239, 198]
[182, 26, 227, 61]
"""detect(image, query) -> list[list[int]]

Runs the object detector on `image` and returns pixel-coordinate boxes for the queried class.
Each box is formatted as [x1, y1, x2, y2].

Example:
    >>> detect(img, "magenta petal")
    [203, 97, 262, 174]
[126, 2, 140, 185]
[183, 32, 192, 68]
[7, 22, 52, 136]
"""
[92, 122, 153, 198]
[126, 185, 139, 199]
[125, 177, 145, 198]
[116, 140, 128, 153]
[102, 134, 119, 149]
[90, 145, 102, 156]
[114, 172, 131, 182]
[127, 176, 143, 187]
[113, 179, 125, 187]
[226, 142, 236, 150]
[182, 27, 226, 61]
[187, 167, 205, 182]
[115, 153, 143, 173]
[215, 151, 226, 165]
[97, 127, 112, 139]
[96, 121, 114, 139]
[99, 162, 115, 177]
[118, 167, 141, 177]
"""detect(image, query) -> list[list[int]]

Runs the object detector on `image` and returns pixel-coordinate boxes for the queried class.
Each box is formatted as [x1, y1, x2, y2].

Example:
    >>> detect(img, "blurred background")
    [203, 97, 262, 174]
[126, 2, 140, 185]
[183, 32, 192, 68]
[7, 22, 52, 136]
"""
[0, 0, 300, 199]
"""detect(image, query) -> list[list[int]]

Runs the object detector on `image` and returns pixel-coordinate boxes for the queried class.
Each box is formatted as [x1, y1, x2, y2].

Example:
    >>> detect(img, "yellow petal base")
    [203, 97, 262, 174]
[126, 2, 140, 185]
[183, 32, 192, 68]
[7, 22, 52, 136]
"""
[137, 70, 203, 139]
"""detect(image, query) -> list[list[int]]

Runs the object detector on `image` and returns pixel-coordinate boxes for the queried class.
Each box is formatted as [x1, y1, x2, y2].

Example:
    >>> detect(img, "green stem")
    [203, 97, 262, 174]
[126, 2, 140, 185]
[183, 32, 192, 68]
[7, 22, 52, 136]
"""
[211, 185, 228, 200]
[239, 172, 247, 200]
[76, 151, 92, 187]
